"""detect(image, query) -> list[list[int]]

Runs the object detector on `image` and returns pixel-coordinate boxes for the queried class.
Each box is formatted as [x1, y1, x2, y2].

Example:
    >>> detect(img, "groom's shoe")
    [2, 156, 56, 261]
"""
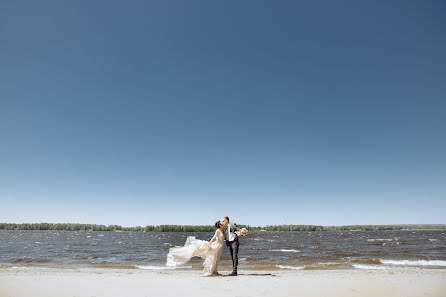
[228, 271, 237, 276]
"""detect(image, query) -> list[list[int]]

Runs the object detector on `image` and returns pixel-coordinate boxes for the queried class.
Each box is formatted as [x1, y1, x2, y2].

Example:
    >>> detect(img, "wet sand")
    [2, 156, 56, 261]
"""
[1, 267, 445, 297]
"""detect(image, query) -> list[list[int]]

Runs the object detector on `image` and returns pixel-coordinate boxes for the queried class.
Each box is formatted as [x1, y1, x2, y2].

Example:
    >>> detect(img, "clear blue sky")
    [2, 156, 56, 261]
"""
[1, 1, 445, 226]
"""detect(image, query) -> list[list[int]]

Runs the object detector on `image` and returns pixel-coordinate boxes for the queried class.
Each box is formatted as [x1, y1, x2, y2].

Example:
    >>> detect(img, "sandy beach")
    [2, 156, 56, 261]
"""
[1, 267, 445, 297]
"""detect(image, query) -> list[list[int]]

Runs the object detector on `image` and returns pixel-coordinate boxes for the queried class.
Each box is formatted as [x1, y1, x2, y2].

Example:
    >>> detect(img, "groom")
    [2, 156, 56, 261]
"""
[222, 216, 241, 276]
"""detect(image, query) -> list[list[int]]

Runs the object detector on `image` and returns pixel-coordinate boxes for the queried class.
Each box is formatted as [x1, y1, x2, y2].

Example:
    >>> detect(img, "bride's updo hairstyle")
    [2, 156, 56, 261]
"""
[215, 221, 222, 229]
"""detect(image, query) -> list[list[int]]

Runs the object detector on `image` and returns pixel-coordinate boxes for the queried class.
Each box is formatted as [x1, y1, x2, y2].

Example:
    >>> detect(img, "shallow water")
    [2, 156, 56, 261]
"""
[1, 230, 445, 271]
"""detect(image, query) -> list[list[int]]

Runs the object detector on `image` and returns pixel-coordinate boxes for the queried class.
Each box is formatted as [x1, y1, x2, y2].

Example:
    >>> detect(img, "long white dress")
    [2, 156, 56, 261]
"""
[166, 228, 225, 275]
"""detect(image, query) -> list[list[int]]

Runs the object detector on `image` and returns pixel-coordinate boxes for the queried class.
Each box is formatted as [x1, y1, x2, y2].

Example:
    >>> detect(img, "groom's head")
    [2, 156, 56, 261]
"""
[223, 216, 229, 226]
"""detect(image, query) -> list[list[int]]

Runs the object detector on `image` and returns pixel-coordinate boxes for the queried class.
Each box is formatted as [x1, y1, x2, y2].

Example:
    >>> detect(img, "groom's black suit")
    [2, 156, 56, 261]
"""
[225, 223, 241, 273]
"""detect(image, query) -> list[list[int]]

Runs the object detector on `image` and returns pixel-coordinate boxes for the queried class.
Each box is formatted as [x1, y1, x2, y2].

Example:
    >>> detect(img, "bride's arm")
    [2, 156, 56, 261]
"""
[209, 230, 219, 243]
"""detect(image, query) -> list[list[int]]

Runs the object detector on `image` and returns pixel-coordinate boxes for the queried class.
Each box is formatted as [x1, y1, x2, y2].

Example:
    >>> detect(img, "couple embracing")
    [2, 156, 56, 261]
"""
[166, 216, 248, 276]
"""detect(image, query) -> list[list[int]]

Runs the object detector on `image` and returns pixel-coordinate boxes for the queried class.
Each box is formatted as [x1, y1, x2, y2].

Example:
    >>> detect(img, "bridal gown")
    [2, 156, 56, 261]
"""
[166, 228, 225, 275]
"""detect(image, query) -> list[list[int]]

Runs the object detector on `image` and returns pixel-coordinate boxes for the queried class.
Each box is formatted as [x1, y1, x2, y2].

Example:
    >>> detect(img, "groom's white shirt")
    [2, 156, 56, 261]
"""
[226, 223, 235, 241]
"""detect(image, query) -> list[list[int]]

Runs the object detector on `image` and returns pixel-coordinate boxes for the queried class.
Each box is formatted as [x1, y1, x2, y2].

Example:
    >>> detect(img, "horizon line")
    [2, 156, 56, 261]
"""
[2, 222, 445, 227]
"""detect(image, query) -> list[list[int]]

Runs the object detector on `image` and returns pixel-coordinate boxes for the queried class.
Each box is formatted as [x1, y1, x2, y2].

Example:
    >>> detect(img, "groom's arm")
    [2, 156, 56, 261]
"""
[233, 223, 241, 232]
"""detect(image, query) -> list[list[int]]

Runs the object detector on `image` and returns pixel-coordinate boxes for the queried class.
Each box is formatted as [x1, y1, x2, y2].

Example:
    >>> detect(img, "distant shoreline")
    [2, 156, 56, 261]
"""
[1, 223, 445, 232]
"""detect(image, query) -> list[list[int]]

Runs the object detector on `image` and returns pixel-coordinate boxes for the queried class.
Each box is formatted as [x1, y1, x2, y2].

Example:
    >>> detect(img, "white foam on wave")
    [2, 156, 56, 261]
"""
[136, 265, 193, 270]
[367, 238, 393, 242]
[352, 263, 388, 270]
[136, 265, 169, 270]
[380, 259, 446, 267]
[276, 265, 305, 270]
[270, 249, 300, 253]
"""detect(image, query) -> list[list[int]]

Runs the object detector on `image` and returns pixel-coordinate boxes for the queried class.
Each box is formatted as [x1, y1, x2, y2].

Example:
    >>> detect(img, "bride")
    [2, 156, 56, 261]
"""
[166, 220, 225, 276]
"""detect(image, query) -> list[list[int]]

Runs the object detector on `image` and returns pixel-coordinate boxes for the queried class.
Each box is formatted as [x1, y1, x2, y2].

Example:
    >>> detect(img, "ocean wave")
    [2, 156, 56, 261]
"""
[367, 238, 393, 242]
[270, 249, 300, 253]
[277, 263, 352, 270]
[11, 258, 66, 264]
[276, 265, 304, 270]
[380, 259, 446, 267]
[301, 263, 352, 270]
[352, 263, 388, 270]
[136, 265, 192, 270]
[352, 258, 382, 265]
[88, 262, 138, 269]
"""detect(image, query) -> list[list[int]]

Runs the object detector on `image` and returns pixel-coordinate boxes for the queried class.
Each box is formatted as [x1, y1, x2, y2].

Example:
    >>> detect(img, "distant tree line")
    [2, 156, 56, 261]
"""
[259, 224, 446, 231]
[0, 223, 445, 232]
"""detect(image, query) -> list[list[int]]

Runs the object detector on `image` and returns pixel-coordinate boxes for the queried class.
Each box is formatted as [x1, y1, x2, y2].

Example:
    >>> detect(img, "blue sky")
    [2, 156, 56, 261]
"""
[1, 1, 445, 226]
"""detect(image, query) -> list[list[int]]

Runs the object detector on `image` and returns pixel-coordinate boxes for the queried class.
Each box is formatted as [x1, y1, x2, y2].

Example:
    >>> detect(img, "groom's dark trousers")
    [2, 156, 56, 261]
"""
[226, 238, 239, 272]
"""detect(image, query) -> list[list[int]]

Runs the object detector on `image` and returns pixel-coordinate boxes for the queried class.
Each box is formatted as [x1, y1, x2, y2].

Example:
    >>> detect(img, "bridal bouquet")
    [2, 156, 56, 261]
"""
[240, 228, 248, 236]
